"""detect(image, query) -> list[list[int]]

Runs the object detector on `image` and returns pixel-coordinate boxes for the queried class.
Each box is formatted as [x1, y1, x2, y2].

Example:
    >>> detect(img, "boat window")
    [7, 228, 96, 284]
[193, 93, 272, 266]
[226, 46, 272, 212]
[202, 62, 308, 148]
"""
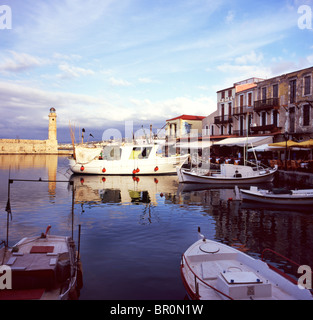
[140, 147, 152, 159]
[102, 146, 122, 160]
[130, 147, 142, 159]
[129, 147, 152, 159]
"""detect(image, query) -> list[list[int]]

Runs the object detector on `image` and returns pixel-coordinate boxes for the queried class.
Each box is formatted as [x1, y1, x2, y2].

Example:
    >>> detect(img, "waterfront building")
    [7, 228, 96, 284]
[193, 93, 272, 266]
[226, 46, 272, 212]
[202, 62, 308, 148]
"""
[166, 114, 205, 140]
[203, 66, 313, 144]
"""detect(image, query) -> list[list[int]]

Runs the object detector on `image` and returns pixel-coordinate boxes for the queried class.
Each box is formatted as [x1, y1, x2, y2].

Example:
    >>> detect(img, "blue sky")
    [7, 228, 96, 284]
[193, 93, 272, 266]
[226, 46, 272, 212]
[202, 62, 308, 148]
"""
[1, 0, 313, 142]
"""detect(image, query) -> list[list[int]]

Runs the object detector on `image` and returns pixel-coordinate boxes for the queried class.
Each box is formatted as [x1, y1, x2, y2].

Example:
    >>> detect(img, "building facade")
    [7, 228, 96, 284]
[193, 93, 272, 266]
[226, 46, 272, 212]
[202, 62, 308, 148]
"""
[203, 66, 313, 143]
[166, 114, 205, 140]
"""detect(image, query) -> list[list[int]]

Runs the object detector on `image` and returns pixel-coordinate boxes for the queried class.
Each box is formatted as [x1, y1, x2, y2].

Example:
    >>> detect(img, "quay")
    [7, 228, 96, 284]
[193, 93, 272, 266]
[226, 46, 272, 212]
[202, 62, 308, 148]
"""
[277, 169, 313, 186]
[0, 108, 72, 155]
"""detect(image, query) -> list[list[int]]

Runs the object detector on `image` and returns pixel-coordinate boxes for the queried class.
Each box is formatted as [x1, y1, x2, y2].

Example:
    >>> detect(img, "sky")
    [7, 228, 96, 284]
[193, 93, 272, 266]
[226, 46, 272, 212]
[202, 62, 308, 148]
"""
[1, 0, 313, 142]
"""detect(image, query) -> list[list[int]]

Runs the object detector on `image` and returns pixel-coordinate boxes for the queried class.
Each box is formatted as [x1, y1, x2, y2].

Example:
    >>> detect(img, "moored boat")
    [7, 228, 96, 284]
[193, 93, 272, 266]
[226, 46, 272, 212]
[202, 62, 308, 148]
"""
[177, 163, 277, 184]
[0, 226, 83, 300]
[240, 186, 313, 205]
[69, 143, 189, 175]
[180, 228, 313, 300]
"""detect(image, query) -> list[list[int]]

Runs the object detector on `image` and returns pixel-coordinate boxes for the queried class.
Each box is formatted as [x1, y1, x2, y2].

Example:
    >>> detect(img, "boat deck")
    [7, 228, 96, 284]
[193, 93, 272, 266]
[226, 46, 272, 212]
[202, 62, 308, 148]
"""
[182, 240, 312, 300]
[0, 235, 75, 300]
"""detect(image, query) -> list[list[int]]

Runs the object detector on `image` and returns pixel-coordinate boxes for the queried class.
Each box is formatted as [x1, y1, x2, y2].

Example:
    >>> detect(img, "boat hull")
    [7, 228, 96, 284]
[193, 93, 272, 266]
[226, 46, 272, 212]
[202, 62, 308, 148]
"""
[181, 238, 313, 300]
[177, 166, 277, 184]
[69, 155, 189, 175]
[0, 233, 82, 300]
[241, 189, 313, 205]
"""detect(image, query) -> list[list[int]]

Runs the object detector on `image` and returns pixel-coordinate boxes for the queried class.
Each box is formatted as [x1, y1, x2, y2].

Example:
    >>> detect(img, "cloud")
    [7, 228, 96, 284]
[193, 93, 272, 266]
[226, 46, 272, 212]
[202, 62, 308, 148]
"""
[57, 63, 95, 79]
[109, 77, 131, 87]
[0, 80, 215, 136]
[130, 96, 215, 121]
[0, 51, 47, 73]
[225, 10, 235, 24]
[235, 51, 264, 65]
[138, 77, 156, 84]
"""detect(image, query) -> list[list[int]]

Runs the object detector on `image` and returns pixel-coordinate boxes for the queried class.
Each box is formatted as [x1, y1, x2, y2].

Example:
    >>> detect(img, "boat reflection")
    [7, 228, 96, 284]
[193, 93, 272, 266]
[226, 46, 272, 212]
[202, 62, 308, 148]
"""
[176, 183, 313, 280]
[69, 174, 179, 206]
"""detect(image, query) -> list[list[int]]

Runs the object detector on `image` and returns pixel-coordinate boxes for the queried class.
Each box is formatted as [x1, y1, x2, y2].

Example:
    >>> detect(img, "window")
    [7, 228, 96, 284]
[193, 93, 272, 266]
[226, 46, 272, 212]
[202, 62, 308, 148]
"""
[272, 109, 278, 127]
[273, 84, 278, 98]
[211, 125, 214, 136]
[221, 91, 225, 99]
[228, 103, 232, 116]
[103, 146, 122, 160]
[248, 92, 252, 106]
[221, 104, 225, 119]
[228, 89, 232, 98]
[262, 87, 267, 103]
[228, 124, 232, 135]
[129, 147, 152, 159]
[239, 95, 244, 107]
[304, 76, 311, 96]
[289, 79, 296, 103]
[261, 111, 266, 127]
[248, 114, 252, 135]
[289, 107, 295, 133]
[303, 104, 310, 126]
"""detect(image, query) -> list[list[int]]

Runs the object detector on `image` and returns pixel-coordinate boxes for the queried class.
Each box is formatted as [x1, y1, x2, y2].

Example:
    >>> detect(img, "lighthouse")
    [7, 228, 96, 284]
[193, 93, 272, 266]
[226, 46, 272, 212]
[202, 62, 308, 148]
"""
[48, 107, 57, 141]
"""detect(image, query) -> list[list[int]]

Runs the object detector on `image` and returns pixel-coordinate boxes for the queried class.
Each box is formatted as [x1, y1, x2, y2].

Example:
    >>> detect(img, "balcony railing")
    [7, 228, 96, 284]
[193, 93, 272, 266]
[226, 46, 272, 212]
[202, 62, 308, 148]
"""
[214, 115, 233, 125]
[233, 106, 254, 116]
[254, 98, 280, 112]
[250, 124, 282, 133]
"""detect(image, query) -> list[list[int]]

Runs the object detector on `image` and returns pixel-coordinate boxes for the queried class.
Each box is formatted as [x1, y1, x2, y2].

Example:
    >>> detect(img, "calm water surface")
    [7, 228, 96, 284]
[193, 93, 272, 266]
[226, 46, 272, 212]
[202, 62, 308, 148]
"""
[0, 155, 312, 300]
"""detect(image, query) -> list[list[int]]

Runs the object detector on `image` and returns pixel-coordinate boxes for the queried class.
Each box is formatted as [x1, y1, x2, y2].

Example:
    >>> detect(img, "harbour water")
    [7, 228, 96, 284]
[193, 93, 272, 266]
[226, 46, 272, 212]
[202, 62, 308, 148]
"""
[0, 154, 313, 300]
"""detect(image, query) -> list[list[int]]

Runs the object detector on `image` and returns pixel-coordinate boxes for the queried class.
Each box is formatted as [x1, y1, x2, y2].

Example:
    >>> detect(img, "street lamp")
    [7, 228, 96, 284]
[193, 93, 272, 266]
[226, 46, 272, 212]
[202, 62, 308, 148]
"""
[284, 131, 289, 171]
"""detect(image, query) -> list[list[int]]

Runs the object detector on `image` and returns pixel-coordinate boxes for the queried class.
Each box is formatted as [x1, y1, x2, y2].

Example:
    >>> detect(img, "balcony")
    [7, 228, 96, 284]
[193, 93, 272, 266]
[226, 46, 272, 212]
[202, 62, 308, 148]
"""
[233, 106, 254, 116]
[250, 124, 282, 134]
[254, 98, 280, 112]
[214, 115, 233, 125]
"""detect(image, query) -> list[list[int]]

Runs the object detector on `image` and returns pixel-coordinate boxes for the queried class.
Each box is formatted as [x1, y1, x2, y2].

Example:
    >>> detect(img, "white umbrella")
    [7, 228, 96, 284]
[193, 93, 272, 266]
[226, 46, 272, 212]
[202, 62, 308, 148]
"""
[247, 144, 283, 152]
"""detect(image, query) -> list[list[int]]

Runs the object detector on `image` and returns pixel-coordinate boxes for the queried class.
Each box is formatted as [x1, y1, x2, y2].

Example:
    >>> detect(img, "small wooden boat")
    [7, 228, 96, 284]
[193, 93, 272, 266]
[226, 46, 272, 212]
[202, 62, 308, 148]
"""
[240, 186, 313, 205]
[177, 164, 277, 184]
[0, 226, 83, 300]
[180, 228, 313, 300]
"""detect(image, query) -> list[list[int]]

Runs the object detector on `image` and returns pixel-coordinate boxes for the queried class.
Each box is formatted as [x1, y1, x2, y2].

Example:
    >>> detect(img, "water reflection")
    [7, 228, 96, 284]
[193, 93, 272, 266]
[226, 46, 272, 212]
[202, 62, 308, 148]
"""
[176, 185, 313, 279]
[70, 174, 179, 206]
[0, 155, 312, 299]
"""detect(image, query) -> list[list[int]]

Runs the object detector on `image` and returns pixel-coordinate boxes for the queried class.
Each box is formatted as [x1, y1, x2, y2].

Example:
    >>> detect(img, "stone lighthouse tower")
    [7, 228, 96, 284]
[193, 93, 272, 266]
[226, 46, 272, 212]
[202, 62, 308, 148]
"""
[46, 107, 58, 154]
[48, 107, 57, 141]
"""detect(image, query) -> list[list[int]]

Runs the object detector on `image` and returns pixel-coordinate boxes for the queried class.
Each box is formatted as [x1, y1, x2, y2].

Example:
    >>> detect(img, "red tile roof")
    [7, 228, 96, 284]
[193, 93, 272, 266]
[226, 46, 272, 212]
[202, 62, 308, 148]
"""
[166, 114, 206, 121]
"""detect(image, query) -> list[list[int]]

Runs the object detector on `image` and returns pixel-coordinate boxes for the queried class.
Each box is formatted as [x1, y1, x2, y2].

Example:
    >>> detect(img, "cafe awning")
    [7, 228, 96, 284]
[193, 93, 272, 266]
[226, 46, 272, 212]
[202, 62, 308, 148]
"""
[176, 140, 213, 149]
[215, 136, 273, 147]
[269, 140, 300, 148]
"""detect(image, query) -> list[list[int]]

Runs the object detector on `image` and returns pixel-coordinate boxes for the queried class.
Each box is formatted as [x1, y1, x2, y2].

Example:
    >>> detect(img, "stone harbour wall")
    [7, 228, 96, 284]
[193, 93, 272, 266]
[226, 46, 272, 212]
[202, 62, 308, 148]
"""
[0, 139, 58, 154]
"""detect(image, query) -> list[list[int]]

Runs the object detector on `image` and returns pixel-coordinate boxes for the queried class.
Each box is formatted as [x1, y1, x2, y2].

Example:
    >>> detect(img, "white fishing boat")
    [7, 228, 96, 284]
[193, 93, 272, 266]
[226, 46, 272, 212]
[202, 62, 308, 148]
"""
[0, 226, 83, 300]
[181, 228, 313, 300]
[240, 186, 313, 205]
[69, 143, 189, 175]
[177, 163, 277, 184]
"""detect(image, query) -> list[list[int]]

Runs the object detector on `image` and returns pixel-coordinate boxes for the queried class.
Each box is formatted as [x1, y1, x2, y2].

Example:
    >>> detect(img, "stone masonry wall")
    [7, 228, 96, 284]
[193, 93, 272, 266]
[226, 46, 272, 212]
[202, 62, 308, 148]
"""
[0, 139, 58, 154]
